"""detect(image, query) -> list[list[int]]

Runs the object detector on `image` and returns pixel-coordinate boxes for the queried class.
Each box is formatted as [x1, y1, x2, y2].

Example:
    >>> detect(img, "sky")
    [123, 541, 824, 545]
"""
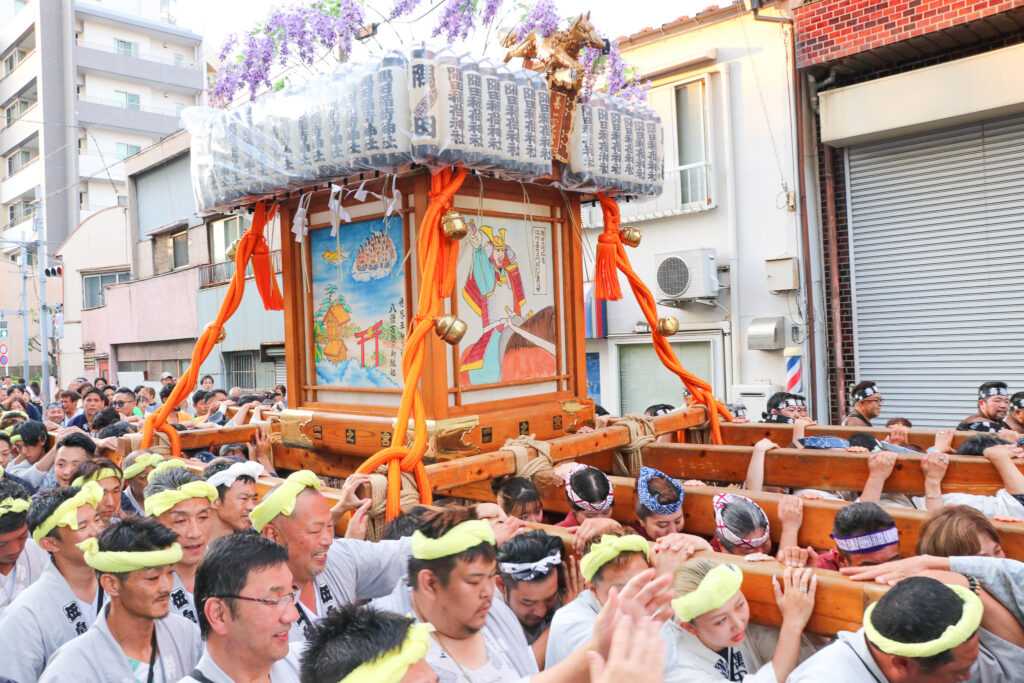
[176, 0, 716, 65]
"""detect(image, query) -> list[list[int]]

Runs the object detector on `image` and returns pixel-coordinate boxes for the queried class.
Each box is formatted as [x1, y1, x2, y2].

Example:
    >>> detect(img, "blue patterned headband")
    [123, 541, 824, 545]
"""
[637, 467, 684, 515]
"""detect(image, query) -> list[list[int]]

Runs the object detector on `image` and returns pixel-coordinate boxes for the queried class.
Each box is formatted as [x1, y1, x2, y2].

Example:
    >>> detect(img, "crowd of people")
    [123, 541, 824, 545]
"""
[0, 374, 1022, 682]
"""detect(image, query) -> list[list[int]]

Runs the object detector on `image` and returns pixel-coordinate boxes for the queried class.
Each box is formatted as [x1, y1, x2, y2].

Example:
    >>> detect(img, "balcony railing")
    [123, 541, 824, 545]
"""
[581, 163, 716, 227]
[2, 101, 37, 130]
[0, 49, 36, 84]
[199, 249, 283, 288]
[76, 41, 197, 68]
[76, 95, 182, 118]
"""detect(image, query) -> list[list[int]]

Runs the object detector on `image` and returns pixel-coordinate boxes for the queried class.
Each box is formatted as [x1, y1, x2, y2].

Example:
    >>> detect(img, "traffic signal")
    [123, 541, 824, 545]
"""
[44, 266, 62, 277]
[0, 319, 8, 339]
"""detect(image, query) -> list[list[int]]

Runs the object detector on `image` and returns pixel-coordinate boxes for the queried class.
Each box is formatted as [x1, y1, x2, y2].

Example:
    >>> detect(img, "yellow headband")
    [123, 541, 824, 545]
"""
[340, 622, 435, 683]
[864, 584, 982, 658]
[671, 563, 744, 622]
[144, 480, 218, 517]
[146, 458, 188, 482]
[249, 470, 322, 532]
[123, 452, 165, 480]
[78, 537, 184, 573]
[0, 496, 30, 517]
[411, 519, 496, 561]
[32, 481, 103, 543]
[71, 468, 122, 488]
[580, 534, 650, 582]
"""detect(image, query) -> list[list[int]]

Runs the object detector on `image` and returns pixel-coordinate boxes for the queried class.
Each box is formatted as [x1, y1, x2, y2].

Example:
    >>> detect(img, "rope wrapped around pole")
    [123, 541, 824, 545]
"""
[593, 193, 733, 443]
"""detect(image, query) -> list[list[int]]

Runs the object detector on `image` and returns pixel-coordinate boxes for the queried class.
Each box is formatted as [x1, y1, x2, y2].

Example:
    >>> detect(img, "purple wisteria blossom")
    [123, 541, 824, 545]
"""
[431, 0, 478, 42]
[510, 0, 559, 41]
[211, 0, 366, 106]
[389, 0, 425, 20]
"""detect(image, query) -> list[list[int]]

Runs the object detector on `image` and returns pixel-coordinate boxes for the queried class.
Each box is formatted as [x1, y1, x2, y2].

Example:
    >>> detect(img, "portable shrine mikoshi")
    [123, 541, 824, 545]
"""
[115, 24, 1024, 641]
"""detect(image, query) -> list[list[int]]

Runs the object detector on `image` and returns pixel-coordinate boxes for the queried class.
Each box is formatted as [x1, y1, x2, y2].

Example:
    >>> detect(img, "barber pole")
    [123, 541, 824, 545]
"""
[784, 346, 802, 394]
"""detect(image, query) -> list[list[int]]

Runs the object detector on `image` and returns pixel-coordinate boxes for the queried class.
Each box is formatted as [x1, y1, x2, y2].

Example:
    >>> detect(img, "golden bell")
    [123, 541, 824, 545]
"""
[441, 210, 469, 241]
[225, 238, 240, 261]
[619, 226, 642, 248]
[434, 315, 467, 345]
[204, 323, 226, 343]
[656, 316, 679, 336]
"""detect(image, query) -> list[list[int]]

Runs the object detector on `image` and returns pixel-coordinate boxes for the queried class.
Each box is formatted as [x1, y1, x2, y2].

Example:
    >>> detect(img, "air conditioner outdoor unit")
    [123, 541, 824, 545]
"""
[654, 249, 719, 302]
[731, 383, 781, 421]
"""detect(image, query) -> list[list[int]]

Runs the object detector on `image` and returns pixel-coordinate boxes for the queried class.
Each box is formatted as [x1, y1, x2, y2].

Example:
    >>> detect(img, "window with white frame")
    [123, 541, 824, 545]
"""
[4, 99, 31, 126]
[116, 143, 141, 159]
[113, 39, 139, 58]
[2, 49, 26, 76]
[673, 77, 712, 207]
[7, 200, 33, 225]
[115, 91, 141, 110]
[208, 215, 249, 263]
[83, 270, 131, 309]
[6, 149, 32, 175]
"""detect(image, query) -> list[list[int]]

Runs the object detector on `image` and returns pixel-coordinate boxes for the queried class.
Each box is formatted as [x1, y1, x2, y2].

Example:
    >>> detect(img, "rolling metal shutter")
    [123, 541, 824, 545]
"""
[848, 114, 1024, 428]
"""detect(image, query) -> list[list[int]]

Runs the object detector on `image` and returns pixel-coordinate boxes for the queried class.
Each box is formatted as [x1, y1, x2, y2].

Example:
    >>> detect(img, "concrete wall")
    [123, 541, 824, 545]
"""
[582, 6, 816, 413]
[55, 205, 131, 383]
[196, 275, 286, 387]
[81, 265, 199, 366]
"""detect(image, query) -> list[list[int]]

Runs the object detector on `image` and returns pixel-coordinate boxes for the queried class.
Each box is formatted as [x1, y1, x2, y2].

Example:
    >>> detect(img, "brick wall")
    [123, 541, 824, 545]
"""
[817, 143, 857, 423]
[795, 0, 1024, 68]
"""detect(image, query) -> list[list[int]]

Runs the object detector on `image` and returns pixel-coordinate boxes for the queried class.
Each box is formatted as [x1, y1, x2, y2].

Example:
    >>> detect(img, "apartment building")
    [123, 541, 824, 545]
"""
[0, 0, 202, 376]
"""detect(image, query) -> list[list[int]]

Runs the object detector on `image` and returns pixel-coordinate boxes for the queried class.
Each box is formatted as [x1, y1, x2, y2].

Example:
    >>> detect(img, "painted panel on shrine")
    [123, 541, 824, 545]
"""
[456, 217, 557, 387]
[311, 216, 406, 388]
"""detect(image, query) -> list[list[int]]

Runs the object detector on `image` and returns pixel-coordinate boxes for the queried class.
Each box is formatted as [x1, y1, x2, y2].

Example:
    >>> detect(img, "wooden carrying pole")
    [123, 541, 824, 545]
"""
[445, 479, 1024, 562]
[718, 422, 976, 451]
[641, 442, 1024, 495]
[426, 407, 709, 492]
[188, 466, 887, 637]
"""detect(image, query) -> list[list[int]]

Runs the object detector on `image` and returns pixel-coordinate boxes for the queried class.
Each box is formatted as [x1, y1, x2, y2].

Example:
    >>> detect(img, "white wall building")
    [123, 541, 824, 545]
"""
[582, 2, 825, 419]
[0, 0, 202, 378]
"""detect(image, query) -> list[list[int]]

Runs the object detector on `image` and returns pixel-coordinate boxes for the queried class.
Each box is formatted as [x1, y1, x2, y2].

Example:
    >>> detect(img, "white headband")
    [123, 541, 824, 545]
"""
[499, 550, 562, 581]
[206, 461, 264, 490]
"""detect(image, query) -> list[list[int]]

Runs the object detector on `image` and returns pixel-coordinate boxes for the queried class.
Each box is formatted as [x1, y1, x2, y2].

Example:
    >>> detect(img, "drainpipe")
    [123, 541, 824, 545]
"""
[750, 0, 790, 24]
[790, 34, 819, 415]
[822, 143, 846, 420]
[749, 5, 821, 413]
[716, 62, 741, 402]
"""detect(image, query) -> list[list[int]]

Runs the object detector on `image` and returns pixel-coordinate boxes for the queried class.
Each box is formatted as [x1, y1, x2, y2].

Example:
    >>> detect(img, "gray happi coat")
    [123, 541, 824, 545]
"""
[39, 605, 202, 682]
[0, 561, 105, 683]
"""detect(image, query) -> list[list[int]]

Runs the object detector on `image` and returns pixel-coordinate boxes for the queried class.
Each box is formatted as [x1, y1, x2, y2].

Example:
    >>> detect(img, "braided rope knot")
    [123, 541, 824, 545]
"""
[614, 414, 656, 478]
[502, 435, 555, 489]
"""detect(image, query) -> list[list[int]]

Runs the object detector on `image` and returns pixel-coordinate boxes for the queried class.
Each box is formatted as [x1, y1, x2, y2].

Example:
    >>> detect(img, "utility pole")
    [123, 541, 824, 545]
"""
[19, 243, 28, 383]
[34, 188, 50, 403]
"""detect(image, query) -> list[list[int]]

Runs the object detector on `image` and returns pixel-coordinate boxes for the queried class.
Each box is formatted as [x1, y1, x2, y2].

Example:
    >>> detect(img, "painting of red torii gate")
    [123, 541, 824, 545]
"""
[354, 321, 384, 367]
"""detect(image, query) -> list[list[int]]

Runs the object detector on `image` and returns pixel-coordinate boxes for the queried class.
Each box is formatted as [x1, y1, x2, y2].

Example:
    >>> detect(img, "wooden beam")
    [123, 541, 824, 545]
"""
[426, 407, 709, 492]
[719, 422, 974, 451]
[642, 442, 1021, 495]
[523, 528, 886, 636]
[447, 479, 1024, 563]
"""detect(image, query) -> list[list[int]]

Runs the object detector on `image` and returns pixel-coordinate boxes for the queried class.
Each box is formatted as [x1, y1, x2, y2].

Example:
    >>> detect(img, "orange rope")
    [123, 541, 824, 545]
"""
[140, 201, 280, 455]
[593, 193, 732, 443]
[355, 167, 469, 519]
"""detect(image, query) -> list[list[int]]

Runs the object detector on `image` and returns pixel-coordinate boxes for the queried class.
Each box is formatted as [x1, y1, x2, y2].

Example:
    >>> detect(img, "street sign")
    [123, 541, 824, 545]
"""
[0, 356, 8, 366]
[0, 344, 7, 355]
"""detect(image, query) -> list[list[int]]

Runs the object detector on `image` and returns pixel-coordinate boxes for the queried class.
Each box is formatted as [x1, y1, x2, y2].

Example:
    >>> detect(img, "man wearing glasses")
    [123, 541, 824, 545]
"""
[957, 381, 1016, 434]
[184, 533, 302, 682]
[843, 381, 883, 428]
